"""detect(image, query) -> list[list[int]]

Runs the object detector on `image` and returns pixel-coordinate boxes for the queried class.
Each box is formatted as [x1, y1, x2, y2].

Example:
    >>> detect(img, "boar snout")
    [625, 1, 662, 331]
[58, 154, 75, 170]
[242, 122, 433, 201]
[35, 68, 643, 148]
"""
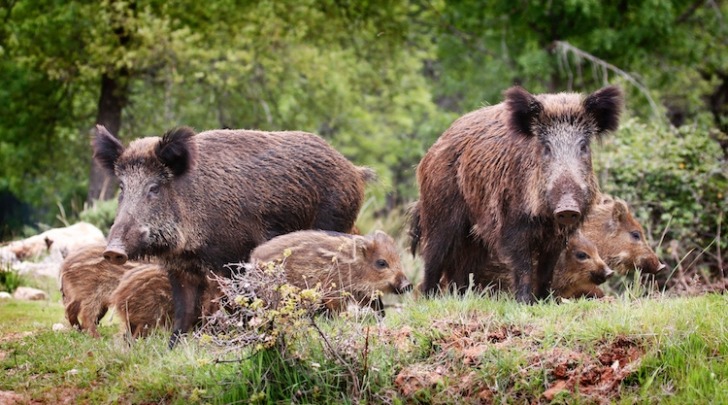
[554, 193, 582, 226]
[605, 267, 615, 279]
[103, 240, 128, 265]
[394, 278, 413, 294]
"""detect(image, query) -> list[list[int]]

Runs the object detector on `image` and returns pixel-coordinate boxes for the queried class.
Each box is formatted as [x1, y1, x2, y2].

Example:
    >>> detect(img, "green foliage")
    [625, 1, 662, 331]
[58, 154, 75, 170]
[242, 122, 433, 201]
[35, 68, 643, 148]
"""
[78, 198, 117, 236]
[0, 0, 726, 273]
[0, 266, 23, 293]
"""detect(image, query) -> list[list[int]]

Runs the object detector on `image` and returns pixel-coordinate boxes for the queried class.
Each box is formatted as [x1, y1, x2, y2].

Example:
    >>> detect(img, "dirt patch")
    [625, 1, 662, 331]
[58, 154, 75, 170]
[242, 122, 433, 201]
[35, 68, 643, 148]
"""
[394, 363, 446, 397]
[0, 390, 27, 404]
[0, 331, 33, 344]
[538, 336, 644, 403]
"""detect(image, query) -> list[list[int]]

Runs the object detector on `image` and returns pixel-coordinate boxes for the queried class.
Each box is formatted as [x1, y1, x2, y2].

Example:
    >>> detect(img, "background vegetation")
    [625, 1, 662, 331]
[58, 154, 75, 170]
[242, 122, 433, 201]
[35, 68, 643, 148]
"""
[1, 0, 726, 277]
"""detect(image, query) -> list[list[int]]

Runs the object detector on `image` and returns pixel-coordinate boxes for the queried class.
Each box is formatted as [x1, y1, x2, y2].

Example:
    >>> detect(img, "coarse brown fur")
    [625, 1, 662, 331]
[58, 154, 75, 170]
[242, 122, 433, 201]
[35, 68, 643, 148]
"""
[93, 126, 374, 347]
[582, 195, 665, 275]
[413, 86, 622, 302]
[111, 264, 174, 339]
[250, 230, 411, 314]
[111, 264, 221, 339]
[59, 243, 137, 337]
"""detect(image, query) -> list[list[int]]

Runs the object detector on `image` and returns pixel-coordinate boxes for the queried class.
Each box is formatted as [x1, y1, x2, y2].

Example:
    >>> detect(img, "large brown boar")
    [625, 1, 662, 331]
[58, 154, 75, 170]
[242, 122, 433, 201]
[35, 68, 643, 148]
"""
[59, 243, 137, 337]
[413, 86, 623, 302]
[93, 126, 373, 347]
[250, 230, 412, 314]
[582, 195, 665, 275]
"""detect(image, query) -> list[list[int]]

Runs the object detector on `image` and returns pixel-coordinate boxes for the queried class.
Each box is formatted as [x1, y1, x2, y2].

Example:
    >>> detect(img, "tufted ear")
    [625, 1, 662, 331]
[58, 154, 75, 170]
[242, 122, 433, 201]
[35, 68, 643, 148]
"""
[505, 86, 544, 137]
[354, 235, 374, 259]
[611, 198, 629, 223]
[154, 127, 197, 177]
[583, 86, 623, 134]
[93, 125, 125, 174]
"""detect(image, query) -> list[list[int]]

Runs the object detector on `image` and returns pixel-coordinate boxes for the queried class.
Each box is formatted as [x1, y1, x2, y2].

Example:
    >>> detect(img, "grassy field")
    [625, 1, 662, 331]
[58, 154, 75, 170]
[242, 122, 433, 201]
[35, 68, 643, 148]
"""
[1, 276, 727, 404]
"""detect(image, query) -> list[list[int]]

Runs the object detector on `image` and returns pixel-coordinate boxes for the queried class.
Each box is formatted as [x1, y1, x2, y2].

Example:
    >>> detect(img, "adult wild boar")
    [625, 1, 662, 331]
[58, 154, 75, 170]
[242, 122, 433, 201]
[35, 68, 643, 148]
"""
[413, 86, 623, 302]
[93, 125, 374, 346]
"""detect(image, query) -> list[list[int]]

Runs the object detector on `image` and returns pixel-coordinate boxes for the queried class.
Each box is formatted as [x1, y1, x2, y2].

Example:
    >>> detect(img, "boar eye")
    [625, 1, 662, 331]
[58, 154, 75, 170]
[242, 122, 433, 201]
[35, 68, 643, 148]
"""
[375, 259, 389, 269]
[543, 144, 552, 158]
[575, 251, 588, 261]
[579, 140, 590, 156]
[148, 183, 160, 196]
[119, 182, 125, 191]
[630, 230, 641, 240]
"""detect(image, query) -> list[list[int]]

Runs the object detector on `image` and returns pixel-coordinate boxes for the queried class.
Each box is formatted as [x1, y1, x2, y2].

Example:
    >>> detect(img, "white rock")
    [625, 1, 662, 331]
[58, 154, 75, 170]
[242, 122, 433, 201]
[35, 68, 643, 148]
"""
[52, 323, 66, 331]
[0, 292, 11, 300]
[12, 286, 48, 301]
[4, 222, 106, 262]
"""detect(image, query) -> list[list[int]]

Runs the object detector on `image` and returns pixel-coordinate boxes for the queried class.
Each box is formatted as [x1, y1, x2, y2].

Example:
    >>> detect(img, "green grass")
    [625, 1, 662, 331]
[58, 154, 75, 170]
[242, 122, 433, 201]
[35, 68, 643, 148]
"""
[1, 288, 728, 403]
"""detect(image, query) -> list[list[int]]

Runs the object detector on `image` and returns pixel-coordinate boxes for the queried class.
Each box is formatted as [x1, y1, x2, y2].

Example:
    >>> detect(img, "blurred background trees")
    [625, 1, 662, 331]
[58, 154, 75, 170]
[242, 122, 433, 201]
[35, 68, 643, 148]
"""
[0, 0, 725, 277]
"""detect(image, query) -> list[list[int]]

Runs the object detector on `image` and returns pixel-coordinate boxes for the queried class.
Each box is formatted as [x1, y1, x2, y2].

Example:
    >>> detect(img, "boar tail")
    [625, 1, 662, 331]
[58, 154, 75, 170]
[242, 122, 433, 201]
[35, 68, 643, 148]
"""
[358, 167, 377, 183]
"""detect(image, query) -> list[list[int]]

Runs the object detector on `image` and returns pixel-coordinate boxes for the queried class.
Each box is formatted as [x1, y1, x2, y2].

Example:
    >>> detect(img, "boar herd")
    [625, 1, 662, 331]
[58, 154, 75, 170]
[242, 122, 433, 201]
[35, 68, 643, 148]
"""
[57, 86, 664, 346]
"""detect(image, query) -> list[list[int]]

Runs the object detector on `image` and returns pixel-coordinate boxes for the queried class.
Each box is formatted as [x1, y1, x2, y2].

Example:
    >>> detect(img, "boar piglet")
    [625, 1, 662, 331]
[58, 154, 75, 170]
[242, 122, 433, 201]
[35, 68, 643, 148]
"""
[582, 195, 665, 275]
[60, 243, 137, 337]
[250, 230, 411, 315]
[111, 264, 220, 339]
[93, 126, 373, 347]
[551, 230, 614, 299]
[413, 86, 623, 302]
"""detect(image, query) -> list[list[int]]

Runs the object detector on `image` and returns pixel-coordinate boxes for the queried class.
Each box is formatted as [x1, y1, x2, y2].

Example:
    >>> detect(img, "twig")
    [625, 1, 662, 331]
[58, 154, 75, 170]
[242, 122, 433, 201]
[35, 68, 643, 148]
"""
[310, 317, 362, 399]
[553, 41, 662, 119]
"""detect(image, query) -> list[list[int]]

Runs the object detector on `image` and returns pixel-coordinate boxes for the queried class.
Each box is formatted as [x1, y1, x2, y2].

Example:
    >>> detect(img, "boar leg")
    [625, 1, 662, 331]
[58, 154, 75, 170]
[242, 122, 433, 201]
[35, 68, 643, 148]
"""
[535, 247, 562, 299]
[66, 301, 81, 329]
[448, 235, 487, 294]
[168, 271, 205, 349]
[419, 215, 470, 296]
[79, 303, 104, 338]
[500, 227, 535, 303]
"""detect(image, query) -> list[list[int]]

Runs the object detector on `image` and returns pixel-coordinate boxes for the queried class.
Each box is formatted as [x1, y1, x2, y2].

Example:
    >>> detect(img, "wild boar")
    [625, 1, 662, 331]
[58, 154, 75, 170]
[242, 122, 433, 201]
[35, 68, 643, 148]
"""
[550, 230, 614, 299]
[250, 230, 411, 314]
[93, 126, 374, 346]
[581, 195, 665, 274]
[59, 243, 137, 337]
[412, 86, 623, 302]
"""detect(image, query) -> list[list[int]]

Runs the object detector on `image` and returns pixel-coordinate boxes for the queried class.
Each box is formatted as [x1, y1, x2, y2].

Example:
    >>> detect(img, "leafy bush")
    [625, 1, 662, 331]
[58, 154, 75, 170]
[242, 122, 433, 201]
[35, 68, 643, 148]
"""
[594, 118, 727, 278]
[0, 266, 24, 293]
[78, 198, 117, 235]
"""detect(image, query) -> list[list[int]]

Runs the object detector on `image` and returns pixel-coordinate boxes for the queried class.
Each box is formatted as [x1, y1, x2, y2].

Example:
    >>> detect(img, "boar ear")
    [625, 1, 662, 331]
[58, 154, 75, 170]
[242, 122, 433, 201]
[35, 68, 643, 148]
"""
[611, 198, 629, 222]
[505, 86, 543, 137]
[354, 236, 373, 258]
[155, 127, 197, 177]
[583, 86, 623, 134]
[93, 125, 124, 174]
[371, 230, 393, 245]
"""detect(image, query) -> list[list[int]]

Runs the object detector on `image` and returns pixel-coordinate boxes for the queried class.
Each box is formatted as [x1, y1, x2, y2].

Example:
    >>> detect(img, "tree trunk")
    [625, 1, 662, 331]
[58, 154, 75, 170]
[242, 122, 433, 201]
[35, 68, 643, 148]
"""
[86, 69, 130, 205]
[87, 0, 134, 205]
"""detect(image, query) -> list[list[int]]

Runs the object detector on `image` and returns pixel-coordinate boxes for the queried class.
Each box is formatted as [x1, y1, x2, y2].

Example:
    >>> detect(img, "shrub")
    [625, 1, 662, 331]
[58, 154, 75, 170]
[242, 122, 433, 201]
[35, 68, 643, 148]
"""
[0, 265, 24, 293]
[78, 198, 117, 235]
